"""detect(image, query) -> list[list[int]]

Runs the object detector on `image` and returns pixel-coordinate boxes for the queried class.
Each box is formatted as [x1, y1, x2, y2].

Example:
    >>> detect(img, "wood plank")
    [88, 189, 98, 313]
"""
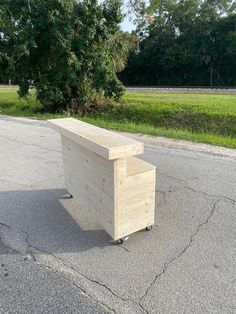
[48, 118, 144, 160]
[126, 156, 156, 177]
[61, 136, 116, 238]
[115, 169, 156, 239]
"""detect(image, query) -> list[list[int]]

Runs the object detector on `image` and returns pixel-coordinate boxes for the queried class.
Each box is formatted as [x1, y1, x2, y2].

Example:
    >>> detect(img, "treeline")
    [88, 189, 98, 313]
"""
[120, 1, 236, 86]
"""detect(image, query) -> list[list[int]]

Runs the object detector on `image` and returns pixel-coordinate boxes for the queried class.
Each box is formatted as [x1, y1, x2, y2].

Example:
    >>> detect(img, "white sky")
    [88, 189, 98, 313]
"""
[120, 15, 135, 32]
[120, 1, 136, 32]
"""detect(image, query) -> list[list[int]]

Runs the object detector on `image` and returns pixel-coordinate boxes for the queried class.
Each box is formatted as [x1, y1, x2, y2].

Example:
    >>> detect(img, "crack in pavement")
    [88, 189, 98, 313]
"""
[157, 171, 235, 204]
[0, 135, 61, 153]
[0, 222, 13, 230]
[29, 253, 118, 314]
[1, 183, 233, 314]
[0, 222, 143, 314]
[1, 117, 235, 313]
[27, 244, 142, 313]
[28, 240, 130, 303]
[48, 266, 118, 314]
[0, 223, 36, 260]
[0, 223, 117, 313]
[183, 186, 236, 204]
[0, 183, 233, 314]
[156, 183, 236, 205]
[138, 199, 221, 310]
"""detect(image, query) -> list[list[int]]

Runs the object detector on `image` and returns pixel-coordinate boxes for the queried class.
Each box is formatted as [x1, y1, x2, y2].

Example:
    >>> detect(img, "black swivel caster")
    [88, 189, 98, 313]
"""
[145, 226, 152, 231]
[114, 236, 129, 245]
[116, 238, 124, 245]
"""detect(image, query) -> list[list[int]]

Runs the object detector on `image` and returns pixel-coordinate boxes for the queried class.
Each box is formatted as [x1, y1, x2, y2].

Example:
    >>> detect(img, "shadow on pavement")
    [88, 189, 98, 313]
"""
[0, 188, 113, 253]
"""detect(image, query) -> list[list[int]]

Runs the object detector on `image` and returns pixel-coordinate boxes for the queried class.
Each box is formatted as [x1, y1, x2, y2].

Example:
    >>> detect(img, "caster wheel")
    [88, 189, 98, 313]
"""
[145, 226, 152, 231]
[114, 236, 129, 245]
[115, 238, 123, 245]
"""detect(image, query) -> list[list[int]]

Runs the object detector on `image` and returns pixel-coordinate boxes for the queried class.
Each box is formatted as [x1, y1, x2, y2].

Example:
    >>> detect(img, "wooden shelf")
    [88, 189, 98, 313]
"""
[126, 156, 155, 177]
[48, 118, 144, 160]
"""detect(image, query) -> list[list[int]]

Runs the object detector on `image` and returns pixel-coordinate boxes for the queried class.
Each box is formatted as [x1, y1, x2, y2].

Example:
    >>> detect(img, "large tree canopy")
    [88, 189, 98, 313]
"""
[0, 0, 129, 113]
[1, 0, 236, 105]
[120, 0, 236, 86]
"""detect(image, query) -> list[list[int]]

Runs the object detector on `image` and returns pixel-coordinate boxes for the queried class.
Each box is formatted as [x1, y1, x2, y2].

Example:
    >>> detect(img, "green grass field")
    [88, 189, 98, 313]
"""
[0, 87, 236, 148]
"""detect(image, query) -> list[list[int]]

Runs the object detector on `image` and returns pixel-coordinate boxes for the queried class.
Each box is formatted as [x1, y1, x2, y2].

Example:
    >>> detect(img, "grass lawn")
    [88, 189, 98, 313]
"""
[0, 87, 236, 148]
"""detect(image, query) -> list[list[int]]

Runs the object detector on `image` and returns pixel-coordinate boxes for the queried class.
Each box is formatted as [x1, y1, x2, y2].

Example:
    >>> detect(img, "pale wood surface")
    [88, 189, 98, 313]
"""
[115, 157, 155, 239]
[48, 118, 144, 160]
[48, 118, 156, 240]
[126, 156, 155, 177]
[61, 136, 116, 237]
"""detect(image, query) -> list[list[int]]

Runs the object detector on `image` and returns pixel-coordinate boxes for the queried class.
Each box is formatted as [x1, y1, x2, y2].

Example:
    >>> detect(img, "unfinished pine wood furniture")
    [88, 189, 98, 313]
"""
[48, 118, 156, 243]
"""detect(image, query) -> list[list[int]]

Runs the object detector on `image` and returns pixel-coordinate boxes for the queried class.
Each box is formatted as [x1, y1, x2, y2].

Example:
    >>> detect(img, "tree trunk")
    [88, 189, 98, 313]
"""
[210, 64, 214, 87]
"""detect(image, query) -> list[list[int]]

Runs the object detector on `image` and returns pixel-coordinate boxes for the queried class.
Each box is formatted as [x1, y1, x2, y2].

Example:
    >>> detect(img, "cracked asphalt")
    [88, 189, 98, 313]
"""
[0, 114, 235, 314]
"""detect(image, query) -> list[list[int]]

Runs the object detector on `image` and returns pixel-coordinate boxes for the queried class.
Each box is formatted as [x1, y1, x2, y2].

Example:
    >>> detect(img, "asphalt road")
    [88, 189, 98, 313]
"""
[0, 115, 235, 314]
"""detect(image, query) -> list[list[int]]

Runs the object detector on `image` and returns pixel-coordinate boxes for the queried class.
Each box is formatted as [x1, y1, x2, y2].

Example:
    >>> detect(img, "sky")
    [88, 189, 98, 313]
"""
[120, 13, 135, 32]
[120, 16, 135, 32]
[120, 1, 136, 32]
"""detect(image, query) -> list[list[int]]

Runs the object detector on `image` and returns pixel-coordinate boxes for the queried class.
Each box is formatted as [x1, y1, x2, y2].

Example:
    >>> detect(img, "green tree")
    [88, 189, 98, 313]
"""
[0, 0, 128, 113]
[120, 0, 236, 86]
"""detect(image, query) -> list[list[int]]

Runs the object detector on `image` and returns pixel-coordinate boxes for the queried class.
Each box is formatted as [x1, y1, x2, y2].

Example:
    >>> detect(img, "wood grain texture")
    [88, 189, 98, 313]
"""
[116, 164, 156, 239]
[48, 118, 144, 160]
[48, 118, 156, 240]
[61, 136, 116, 238]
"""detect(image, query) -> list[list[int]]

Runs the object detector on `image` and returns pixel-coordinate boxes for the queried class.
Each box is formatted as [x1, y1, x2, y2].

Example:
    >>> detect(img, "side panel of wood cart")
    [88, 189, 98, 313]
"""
[61, 135, 116, 238]
[114, 161, 156, 240]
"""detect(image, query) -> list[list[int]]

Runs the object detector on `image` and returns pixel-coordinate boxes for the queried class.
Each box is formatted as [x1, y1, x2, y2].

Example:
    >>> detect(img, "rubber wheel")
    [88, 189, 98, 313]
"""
[116, 238, 124, 245]
[145, 226, 152, 231]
